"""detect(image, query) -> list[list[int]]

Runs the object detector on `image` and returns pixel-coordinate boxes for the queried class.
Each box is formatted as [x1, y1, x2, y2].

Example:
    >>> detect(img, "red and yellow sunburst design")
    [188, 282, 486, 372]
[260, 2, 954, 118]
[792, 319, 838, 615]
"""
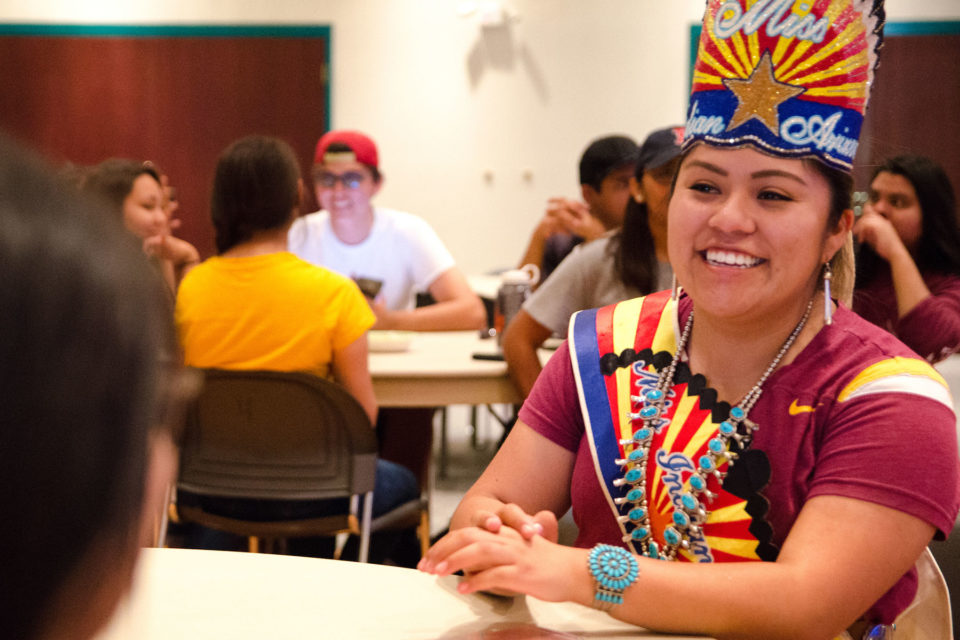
[639, 375, 762, 562]
[693, 0, 878, 114]
[593, 293, 765, 563]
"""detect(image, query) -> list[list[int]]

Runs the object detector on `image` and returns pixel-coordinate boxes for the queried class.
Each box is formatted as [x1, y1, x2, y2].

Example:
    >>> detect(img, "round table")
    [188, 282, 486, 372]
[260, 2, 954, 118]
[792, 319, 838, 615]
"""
[95, 548, 714, 639]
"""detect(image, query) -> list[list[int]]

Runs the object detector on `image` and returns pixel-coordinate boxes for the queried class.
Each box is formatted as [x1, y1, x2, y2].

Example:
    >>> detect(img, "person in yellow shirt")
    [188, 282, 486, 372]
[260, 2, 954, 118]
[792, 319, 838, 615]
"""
[175, 135, 419, 564]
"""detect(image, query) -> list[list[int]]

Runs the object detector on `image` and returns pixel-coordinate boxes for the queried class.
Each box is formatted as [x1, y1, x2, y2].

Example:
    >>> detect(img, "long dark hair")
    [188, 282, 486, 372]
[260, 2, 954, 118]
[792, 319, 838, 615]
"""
[857, 154, 960, 285]
[0, 134, 173, 640]
[211, 135, 301, 253]
[609, 160, 660, 293]
[81, 158, 161, 218]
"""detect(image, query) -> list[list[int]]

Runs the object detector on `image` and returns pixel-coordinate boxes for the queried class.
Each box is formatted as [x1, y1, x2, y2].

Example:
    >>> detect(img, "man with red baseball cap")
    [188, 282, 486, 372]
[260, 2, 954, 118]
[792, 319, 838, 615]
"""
[289, 129, 485, 331]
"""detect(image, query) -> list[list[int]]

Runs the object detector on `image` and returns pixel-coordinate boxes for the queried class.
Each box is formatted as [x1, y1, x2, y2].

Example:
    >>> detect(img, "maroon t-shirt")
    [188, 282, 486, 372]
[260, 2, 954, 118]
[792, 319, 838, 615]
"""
[854, 270, 960, 363]
[520, 299, 960, 623]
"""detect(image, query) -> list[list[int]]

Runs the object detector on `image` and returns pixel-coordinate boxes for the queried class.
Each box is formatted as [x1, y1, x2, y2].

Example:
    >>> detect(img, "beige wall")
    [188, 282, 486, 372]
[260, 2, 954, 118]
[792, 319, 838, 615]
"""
[3, 0, 959, 275]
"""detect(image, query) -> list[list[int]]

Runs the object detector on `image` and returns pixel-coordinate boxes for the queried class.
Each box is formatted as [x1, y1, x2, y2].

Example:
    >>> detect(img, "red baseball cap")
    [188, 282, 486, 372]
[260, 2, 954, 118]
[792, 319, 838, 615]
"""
[313, 130, 379, 169]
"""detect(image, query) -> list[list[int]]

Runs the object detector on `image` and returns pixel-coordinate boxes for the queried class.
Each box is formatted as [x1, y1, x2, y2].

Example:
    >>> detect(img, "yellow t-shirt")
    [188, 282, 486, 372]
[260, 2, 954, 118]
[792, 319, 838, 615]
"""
[175, 252, 375, 378]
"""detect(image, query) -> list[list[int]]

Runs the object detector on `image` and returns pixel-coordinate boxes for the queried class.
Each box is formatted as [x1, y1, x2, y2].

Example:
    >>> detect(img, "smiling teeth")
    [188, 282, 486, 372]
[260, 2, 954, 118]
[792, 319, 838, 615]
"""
[705, 249, 762, 268]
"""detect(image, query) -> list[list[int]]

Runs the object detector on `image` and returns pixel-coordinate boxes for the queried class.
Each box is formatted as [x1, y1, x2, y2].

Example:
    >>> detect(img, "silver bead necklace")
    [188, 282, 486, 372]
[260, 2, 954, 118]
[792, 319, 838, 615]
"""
[615, 298, 814, 561]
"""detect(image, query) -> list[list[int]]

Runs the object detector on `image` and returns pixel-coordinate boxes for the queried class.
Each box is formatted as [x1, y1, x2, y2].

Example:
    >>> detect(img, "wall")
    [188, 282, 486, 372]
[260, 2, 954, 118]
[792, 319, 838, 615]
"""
[3, 0, 959, 275]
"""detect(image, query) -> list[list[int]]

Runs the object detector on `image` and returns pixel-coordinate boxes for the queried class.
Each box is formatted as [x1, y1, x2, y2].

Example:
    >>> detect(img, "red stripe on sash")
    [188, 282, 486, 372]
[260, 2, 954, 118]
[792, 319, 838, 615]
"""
[596, 303, 615, 358]
[634, 290, 671, 352]
[594, 304, 624, 452]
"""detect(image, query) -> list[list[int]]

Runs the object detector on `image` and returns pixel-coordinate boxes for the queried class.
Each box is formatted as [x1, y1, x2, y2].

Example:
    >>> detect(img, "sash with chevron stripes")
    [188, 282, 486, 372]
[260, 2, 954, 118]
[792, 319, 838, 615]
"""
[570, 291, 774, 562]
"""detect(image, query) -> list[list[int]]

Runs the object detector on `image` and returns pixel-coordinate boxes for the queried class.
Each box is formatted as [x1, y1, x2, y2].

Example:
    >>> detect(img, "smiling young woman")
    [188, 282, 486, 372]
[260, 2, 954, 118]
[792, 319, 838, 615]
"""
[419, 1, 960, 638]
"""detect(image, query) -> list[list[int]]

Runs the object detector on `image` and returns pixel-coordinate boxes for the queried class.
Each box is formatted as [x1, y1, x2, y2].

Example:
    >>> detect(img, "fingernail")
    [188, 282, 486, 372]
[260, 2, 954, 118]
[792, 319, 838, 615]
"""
[435, 561, 448, 574]
[457, 582, 470, 594]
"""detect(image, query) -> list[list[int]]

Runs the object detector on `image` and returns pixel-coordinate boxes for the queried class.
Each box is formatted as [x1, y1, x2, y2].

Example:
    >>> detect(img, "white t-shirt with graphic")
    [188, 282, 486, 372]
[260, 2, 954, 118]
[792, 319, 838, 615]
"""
[289, 207, 455, 311]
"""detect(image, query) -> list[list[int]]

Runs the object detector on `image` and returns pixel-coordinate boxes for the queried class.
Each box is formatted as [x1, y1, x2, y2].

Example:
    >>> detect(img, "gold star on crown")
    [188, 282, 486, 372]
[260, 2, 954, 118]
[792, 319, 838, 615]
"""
[722, 51, 806, 135]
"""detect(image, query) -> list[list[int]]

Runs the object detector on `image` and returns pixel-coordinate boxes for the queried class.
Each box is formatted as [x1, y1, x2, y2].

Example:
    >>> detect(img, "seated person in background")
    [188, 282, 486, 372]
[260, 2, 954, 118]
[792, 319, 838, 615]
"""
[502, 126, 683, 399]
[82, 158, 200, 293]
[175, 135, 419, 565]
[517, 135, 639, 285]
[1, 133, 180, 640]
[289, 129, 485, 331]
[853, 154, 960, 362]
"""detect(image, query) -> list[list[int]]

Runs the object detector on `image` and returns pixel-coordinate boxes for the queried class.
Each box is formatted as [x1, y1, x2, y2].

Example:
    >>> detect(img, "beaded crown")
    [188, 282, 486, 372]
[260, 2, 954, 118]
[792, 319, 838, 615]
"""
[683, 0, 885, 173]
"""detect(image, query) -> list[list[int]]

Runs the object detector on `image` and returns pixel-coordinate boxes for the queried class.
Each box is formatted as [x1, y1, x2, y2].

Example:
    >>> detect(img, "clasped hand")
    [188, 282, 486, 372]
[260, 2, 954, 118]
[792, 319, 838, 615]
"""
[853, 210, 908, 262]
[542, 198, 607, 242]
[418, 504, 588, 604]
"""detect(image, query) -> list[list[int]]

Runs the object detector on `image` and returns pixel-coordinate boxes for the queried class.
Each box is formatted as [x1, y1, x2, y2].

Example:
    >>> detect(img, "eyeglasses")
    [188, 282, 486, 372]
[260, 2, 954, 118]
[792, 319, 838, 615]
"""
[314, 171, 367, 190]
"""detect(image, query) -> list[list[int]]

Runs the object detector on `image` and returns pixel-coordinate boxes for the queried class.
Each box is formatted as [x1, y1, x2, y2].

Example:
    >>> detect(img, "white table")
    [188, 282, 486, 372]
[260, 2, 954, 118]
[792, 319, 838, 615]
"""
[369, 330, 522, 408]
[96, 548, 714, 640]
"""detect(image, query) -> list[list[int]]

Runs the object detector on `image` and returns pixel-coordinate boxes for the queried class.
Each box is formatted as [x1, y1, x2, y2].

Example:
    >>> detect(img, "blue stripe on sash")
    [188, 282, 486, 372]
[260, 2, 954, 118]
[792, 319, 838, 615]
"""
[571, 307, 629, 543]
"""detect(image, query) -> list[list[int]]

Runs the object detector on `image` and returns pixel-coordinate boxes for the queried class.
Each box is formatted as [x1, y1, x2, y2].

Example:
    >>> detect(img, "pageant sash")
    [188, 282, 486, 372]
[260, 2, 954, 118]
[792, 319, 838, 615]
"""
[571, 291, 768, 562]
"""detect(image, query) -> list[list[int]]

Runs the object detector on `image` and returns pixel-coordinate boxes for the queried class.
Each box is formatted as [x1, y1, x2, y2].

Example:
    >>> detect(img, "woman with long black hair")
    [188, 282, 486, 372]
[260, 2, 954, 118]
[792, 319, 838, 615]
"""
[854, 154, 960, 362]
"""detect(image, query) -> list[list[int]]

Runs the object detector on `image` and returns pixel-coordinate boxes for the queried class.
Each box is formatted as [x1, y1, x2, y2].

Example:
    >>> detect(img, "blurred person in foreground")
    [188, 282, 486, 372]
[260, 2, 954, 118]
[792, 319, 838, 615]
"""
[1, 133, 182, 640]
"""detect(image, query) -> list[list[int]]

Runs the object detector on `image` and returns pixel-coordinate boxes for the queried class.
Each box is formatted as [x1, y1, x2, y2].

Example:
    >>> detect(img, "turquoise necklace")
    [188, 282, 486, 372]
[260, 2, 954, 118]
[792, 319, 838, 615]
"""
[615, 298, 814, 561]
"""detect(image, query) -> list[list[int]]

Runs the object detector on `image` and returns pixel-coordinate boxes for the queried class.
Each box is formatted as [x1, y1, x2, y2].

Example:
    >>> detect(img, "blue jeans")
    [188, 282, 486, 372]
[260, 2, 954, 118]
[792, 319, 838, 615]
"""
[176, 459, 420, 564]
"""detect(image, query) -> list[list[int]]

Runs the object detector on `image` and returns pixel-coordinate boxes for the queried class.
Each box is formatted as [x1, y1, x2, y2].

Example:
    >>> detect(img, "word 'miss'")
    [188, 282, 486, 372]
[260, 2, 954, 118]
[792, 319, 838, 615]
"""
[714, 0, 830, 44]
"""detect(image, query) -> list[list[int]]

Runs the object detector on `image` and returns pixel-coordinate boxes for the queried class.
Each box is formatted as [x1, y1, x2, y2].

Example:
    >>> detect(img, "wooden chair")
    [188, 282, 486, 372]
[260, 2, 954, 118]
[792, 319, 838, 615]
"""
[170, 369, 428, 561]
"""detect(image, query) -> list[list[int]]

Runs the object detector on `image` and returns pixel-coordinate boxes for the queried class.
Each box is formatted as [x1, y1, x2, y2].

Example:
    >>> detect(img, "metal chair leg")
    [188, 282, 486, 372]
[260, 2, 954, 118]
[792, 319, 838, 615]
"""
[438, 407, 449, 479]
[358, 491, 373, 563]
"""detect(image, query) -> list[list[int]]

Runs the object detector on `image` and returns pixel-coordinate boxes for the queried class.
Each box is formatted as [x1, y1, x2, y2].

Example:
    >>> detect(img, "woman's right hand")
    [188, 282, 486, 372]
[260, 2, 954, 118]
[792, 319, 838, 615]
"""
[854, 210, 909, 262]
[471, 503, 560, 543]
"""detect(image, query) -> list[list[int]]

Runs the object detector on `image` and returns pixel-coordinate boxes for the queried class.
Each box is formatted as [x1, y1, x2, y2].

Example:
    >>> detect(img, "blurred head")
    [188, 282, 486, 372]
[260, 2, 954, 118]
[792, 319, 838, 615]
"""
[867, 155, 959, 264]
[83, 159, 165, 239]
[0, 134, 178, 640]
[632, 126, 684, 239]
[609, 128, 682, 295]
[312, 130, 381, 223]
[578, 135, 639, 229]
[211, 135, 303, 254]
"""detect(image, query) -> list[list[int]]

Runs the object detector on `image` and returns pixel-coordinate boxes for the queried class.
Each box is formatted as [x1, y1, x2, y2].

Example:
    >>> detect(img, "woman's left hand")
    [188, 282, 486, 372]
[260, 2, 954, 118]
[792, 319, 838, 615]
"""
[418, 525, 590, 604]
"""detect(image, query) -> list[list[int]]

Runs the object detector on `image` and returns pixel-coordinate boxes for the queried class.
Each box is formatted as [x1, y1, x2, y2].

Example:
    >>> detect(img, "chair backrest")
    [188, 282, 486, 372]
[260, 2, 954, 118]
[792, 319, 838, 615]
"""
[178, 369, 377, 502]
[893, 548, 954, 639]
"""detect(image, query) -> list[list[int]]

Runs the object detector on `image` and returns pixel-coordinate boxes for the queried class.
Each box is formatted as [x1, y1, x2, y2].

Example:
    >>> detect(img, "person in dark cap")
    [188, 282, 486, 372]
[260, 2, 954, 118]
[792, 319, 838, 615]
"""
[503, 126, 683, 399]
[516, 135, 639, 284]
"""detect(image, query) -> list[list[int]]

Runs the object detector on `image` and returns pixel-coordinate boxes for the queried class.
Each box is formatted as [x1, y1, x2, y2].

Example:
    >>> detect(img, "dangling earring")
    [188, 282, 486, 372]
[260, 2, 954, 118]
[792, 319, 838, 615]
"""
[671, 273, 679, 301]
[822, 262, 833, 326]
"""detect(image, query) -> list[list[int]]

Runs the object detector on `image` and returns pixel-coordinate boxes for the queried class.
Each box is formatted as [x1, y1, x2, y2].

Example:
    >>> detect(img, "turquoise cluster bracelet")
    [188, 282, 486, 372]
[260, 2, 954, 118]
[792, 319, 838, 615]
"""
[587, 544, 639, 611]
